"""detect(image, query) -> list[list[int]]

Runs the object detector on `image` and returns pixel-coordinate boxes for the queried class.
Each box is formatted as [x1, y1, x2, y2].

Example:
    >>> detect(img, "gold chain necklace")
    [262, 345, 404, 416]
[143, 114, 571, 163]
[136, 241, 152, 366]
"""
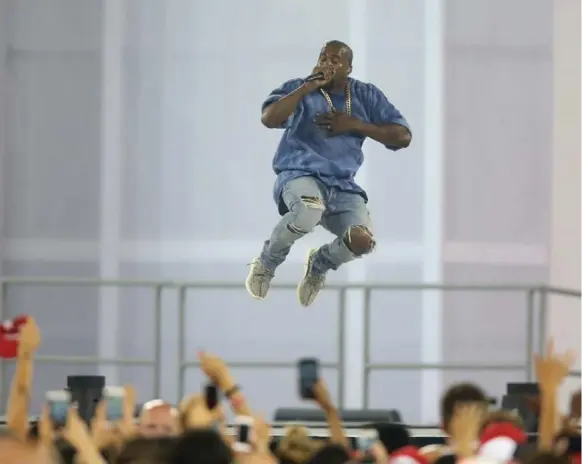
[320, 83, 351, 116]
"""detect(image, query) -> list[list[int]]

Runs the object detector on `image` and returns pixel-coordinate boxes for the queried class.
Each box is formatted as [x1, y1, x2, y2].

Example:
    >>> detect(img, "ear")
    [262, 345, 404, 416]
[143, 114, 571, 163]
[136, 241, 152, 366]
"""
[347, 65, 353, 76]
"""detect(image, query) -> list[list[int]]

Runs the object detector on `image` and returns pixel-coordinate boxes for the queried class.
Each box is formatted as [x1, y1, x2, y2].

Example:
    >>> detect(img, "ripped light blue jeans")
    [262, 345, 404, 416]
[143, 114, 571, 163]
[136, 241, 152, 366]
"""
[260, 176, 374, 274]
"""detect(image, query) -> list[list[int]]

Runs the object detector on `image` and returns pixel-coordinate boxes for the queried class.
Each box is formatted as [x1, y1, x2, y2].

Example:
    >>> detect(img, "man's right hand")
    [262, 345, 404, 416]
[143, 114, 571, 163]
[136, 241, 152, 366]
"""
[303, 66, 335, 91]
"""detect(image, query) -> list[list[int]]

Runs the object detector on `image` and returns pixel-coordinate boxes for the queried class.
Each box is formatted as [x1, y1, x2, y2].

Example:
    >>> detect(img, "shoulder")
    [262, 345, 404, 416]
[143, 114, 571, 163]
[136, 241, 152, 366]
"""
[350, 79, 389, 101]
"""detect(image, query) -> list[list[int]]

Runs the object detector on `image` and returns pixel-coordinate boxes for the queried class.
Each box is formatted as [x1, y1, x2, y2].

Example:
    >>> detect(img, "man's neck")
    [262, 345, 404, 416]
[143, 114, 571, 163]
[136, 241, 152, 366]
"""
[325, 78, 348, 94]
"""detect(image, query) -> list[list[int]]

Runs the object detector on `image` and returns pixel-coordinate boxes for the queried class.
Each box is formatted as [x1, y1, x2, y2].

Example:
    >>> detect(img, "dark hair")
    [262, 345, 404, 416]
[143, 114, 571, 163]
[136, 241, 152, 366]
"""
[373, 422, 410, 453]
[116, 437, 177, 464]
[440, 382, 487, 432]
[308, 444, 350, 464]
[54, 437, 76, 464]
[524, 451, 570, 464]
[434, 455, 457, 464]
[169, 429, 232, 464]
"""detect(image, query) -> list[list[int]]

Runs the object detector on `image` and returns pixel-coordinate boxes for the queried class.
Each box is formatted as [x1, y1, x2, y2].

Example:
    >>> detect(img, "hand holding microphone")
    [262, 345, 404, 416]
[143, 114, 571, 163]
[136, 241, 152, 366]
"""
[303, 66, 335, 90]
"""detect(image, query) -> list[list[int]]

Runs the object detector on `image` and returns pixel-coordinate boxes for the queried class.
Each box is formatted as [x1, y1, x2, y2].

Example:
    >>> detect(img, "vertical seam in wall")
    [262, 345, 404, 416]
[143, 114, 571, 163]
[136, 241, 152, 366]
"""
[421, 0, 445, 423]
[98, 0, 124, 385]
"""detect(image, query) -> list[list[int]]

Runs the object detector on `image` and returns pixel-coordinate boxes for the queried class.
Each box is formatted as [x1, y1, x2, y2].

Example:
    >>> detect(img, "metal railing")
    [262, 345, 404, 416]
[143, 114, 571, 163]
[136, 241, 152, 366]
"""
[0, 278, 579, 410]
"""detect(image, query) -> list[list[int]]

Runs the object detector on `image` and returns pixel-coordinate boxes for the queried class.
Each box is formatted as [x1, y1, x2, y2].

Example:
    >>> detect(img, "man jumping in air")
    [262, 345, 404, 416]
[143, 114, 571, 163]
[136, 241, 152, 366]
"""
[246, 40, 411, 307]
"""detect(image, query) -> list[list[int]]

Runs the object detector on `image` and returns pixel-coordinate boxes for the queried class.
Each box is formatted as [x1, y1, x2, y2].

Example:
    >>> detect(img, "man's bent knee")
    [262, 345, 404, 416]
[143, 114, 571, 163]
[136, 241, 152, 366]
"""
[286, 196, 325, 235]
[344, 225, 376, 256]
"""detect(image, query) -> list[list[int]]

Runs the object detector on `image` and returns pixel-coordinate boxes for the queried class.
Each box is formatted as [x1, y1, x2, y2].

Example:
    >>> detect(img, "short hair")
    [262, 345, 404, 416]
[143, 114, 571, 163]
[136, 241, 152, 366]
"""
[308, 444, 350, 464]
[480, 409, 525, 435]
[373, 422, 410, 453]
[324, 40, 353, 65]
[440, 382, 487, 432]
[278, 426, 321, 463]
[524, 451, 569, 464]
[117, 437, 177, 464]
[169, 429, 232, 464]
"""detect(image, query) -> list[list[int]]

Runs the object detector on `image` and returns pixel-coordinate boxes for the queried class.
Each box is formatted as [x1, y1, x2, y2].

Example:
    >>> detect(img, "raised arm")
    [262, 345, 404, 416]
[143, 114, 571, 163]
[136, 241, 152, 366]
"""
[261, 69, 333, 129]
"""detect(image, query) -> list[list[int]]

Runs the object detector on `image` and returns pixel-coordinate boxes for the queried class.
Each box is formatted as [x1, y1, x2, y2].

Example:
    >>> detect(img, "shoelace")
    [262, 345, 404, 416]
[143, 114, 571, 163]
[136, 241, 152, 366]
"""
[247, 261, 274, 277]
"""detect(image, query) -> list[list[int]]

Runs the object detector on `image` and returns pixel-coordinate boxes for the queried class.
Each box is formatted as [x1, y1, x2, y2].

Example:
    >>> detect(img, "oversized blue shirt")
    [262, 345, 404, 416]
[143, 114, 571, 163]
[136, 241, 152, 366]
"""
[262, 78, 410, 214]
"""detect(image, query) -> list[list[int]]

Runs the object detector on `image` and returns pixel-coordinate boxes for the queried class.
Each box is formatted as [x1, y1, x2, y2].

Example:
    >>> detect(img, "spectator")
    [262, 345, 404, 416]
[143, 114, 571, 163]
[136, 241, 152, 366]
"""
[139, 400, 180, 438]
[1, 317, 579, 464]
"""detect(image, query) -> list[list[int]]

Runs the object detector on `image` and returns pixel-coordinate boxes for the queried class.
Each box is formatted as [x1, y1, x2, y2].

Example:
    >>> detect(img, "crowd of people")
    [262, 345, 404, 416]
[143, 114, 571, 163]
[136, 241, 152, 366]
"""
[0, 316, 580, 464]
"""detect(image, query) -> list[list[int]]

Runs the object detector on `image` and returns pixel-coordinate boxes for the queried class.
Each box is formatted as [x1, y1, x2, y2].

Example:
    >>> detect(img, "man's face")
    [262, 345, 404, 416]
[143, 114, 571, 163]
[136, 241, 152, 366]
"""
[139, 404, 179, 438]
[316, 44, 351, 82]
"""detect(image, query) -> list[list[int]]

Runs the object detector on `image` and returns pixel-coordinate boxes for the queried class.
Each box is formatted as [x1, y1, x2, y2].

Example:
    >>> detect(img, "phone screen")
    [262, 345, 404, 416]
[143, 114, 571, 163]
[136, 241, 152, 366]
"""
[356, 430, 378, 453]
[46, 390, 71, 424]
[204, 383, 219, 410]
[104, 386, 124, 421]
[238, 424, 249, 443]
[298, 358, 319, 399]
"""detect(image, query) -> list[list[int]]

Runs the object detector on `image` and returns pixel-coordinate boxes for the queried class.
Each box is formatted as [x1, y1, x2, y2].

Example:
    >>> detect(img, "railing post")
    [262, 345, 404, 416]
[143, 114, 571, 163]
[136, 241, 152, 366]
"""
[177, 286, 187, 401]
[363, 288, 371, 409]
[538, 287, 548, 355]
[525, 289, 536, 381]
[153, 285, 163, 399]
[337, 288, 346, 409]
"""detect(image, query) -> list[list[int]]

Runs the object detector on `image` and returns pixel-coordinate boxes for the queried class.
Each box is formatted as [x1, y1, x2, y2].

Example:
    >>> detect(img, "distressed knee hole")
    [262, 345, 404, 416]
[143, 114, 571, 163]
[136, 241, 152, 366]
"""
[344, 225, 376, 255]
[300, 195, 325, 210]
[288, 200, 324, 233]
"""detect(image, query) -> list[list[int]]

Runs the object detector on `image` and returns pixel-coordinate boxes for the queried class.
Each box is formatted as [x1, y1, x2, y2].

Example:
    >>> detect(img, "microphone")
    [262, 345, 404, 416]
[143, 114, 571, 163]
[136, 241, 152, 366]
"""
[304, 72, 324, 82]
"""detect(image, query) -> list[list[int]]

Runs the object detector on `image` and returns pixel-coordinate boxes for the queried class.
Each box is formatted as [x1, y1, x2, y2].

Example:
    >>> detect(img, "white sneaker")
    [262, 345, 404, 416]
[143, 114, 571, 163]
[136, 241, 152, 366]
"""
[245, 257, 274, 300]
[297, 248, 326, 307]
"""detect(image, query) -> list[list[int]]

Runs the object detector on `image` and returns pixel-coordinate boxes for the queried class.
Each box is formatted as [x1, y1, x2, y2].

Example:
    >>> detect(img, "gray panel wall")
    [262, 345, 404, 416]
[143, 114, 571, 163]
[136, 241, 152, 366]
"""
[0, 0, 104, 412]
[442, 0, 553, 398]
[0, 0, 429, 420]
[0, 0, 565, 421]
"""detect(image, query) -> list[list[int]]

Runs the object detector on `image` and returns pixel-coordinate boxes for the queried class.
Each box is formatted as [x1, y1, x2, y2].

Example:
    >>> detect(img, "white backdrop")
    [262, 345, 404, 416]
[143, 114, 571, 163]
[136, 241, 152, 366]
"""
[0, 0, 578, 422]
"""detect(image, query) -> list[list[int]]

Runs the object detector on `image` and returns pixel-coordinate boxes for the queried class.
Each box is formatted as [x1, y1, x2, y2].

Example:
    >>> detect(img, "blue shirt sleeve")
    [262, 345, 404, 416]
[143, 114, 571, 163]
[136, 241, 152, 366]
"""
[261, 79, 304, 129]
[365, 84, 411, 150]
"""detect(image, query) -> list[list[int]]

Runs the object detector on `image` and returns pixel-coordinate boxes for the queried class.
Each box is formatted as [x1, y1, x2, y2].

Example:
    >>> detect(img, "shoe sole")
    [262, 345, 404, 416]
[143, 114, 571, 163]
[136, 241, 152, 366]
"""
[297, 248, 319, 307]
[245, 260, 266, 300]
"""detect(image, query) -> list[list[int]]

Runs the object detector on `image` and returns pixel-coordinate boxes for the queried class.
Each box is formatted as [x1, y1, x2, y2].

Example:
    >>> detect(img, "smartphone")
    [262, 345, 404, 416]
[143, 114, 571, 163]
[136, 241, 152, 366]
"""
[204, 383, 220, 410]
[298, 358, 319, 399]
[355, 429, 378, 454]
[103, 386, 125, 421]
[232, 416, 254, 453]
[46, 390, 71, 424]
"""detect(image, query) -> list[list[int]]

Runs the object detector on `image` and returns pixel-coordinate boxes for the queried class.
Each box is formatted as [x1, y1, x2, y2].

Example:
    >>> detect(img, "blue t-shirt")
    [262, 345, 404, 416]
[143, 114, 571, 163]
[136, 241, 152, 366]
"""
[262, 78, 410, 213]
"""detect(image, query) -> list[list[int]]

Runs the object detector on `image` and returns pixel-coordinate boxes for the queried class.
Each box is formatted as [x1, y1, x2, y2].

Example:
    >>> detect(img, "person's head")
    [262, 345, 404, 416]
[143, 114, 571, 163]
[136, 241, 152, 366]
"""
[139, 400, 180, 438]
[373, 422, 410, 453]
[440, 382, 487, 434]
[170, 429, 232, 464]
[479, 409, 525, 435]
[316, 40, 353, 86]
[278, 426, 321, 463]
[308, 444, 350, 464]
[116, 436, 177, 464]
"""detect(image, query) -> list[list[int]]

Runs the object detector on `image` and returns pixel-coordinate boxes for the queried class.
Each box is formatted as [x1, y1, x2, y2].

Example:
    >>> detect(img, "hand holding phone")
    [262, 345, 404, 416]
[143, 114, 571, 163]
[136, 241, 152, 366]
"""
[232, 416, 254, 453]
[356, 429, 379, 454]
[46, 390, 71, 424]
[298, 358, 319, 400]
[103, 386, 125, 421]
